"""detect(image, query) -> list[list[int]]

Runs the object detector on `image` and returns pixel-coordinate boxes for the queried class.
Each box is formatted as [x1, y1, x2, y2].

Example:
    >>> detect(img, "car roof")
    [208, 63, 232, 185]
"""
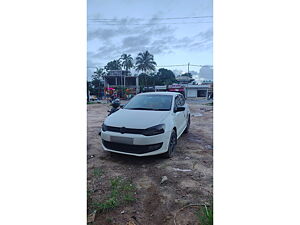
[138, 91, 181, 96]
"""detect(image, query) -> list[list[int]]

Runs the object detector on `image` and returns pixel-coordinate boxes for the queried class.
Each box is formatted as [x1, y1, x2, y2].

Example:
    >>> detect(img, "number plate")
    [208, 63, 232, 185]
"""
[110, 136, 134, 145]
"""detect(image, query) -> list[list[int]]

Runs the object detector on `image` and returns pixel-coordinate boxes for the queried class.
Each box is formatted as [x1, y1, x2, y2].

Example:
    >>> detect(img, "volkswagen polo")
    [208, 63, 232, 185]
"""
[100, 92, 190, 157]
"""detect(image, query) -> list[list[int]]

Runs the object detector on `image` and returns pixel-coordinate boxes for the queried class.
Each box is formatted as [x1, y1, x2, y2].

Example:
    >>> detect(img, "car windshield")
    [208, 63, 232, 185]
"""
[124, 95, 173, 111]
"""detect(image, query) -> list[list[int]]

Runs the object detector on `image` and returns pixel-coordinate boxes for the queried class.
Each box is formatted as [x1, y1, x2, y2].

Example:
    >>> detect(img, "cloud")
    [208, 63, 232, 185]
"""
[87, 16, 212, 67]
[122, 35, 151, 48]
[88, 23, 175, 41]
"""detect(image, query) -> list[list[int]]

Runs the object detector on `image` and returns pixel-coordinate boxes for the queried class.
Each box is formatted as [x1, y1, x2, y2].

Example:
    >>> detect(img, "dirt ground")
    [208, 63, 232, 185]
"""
[87, 100, 213, 225]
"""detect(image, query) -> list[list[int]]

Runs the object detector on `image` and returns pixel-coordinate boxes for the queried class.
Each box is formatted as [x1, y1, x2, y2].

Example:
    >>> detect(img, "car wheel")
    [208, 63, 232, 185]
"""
[183, 116, 190, 133]
[162, 130, 177, 158]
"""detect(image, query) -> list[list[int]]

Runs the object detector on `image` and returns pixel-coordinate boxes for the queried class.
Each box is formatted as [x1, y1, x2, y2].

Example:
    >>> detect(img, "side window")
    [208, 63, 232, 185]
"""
[179, 94, 185, 106]
[174, 96, 179, 111]
[176, 94, 185, 106]
[175, 96, 180, 107]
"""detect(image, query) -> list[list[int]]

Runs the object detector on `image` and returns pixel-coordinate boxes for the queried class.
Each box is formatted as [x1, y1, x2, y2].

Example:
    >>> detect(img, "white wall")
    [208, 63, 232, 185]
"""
[186, 89, 197, 98]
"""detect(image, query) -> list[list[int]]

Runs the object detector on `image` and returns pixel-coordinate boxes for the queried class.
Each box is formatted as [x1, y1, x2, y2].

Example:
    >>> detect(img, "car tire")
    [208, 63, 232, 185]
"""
[183, 116, 190, 133]
[162, 130, 177, 158]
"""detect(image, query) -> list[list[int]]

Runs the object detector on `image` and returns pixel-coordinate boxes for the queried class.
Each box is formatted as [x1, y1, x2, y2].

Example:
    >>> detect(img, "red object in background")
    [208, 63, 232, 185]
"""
[168, 88, 184, 92]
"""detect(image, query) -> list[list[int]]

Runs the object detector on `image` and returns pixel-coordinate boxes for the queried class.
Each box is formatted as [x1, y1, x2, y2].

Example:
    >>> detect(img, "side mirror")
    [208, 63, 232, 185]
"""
[175, 106, 185, 112]
[120, 104, 125, 108]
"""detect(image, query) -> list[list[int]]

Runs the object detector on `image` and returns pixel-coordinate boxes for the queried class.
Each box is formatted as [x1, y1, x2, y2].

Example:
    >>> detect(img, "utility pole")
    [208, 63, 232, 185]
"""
[188, 62, 190, 75]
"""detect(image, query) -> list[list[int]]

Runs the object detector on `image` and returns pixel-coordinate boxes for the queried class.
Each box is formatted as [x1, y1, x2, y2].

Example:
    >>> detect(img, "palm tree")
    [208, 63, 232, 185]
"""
[120, 54, 134, 76]
[135, 51, 157, 89]
[93, 67, 105, 80]
[135, 50, 157, 73]
[120, 54, 134, 95]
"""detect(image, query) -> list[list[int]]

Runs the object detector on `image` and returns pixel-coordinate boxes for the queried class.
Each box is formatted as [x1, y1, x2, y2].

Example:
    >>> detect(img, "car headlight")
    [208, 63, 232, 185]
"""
[143, 124, 165, 136]
[102, 123, 108, 132]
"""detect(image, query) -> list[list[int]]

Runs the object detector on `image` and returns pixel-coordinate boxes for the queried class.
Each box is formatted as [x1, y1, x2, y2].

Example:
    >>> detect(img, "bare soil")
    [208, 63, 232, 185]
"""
[87, 101, 213, 225]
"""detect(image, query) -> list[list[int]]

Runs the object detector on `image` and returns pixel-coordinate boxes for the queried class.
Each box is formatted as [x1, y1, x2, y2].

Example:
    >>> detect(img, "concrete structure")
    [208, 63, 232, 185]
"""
[103, 70, 139, 95]
[176, 75, 194, 84]
[155, 85, 167, 92]
[184, 84, 213, 99]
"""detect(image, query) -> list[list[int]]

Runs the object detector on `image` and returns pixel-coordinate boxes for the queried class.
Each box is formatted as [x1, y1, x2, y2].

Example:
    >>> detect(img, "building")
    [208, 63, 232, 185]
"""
[201, 80, 213, 85]
[154, 85, 167, 92]
[184, 84, 213, 98]
[176, 75, 194, 84]
[103, 70, 139, 98]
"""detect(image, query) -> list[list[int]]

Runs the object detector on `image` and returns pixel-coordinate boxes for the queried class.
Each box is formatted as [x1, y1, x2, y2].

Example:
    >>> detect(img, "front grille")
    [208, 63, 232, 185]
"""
[106, 126, 145, 135]
[102, 140, 163, 154]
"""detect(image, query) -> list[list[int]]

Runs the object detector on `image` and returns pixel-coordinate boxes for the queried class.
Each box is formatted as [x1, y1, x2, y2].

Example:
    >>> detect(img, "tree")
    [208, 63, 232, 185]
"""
[120, 54, 134, 76]
[104, 60, 122, 71]
[156, 68, 176, 85]
[87, 81, 92, 101]
[93, 67, 105, 80]
[181, 72, 192, 78]
[135, 51, 157, 87]
[138, 73, 155, 87]
[135, 51, 157, 73]
[91, 67, 105, 98]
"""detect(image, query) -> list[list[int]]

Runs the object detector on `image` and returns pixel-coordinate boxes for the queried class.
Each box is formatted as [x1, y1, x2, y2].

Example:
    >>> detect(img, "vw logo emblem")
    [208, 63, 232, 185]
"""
[120, 127, 126, 134]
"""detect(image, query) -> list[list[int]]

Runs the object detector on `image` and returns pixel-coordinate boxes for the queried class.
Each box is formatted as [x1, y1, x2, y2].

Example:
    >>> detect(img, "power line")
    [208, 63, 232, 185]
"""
[88, 64, 207, 68]
[157, 65, 187, 67]
[88, 16, 213, 21]
[88, 21, 212, 26]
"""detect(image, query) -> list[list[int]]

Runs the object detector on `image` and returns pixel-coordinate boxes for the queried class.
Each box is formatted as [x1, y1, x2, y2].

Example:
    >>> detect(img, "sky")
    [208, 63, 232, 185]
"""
[87, 0, 213, 81]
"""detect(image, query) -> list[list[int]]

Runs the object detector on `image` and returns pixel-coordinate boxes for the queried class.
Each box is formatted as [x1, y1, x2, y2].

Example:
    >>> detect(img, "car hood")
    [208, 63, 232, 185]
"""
[104, 109, 170, 129]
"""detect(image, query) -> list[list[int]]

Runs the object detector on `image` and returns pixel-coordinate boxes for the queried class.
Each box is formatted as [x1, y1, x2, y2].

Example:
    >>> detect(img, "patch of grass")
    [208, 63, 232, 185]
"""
[93, 177, 136, 212]
[93, 168, 104, 177]
[196, 204, 213, 225]
[106, 217, 113, 224]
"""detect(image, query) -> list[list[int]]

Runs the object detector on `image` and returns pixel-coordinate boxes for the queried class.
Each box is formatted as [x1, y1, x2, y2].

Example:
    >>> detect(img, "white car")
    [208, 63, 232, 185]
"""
[100, 92, 190, 157]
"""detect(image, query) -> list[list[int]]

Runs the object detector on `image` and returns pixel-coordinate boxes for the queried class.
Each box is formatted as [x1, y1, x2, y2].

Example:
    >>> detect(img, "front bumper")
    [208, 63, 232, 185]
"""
[100, 130, 171, 156]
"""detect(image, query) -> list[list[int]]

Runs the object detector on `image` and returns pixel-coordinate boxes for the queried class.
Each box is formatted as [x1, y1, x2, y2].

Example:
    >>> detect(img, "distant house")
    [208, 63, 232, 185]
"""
[176, 75, 194, 84]
[185, 84, 212, 98]
[103, 70, 140, 95]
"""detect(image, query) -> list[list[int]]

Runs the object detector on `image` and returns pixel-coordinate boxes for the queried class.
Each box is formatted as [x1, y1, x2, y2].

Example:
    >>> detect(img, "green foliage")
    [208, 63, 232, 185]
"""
[88, 67, 105, 98]
[92, 67, 106, 80]
[196, 205, 213, 225]
[93, 177, 136, 212]
[138, 73, 154, 87]
[104, 60, 122, 71]
[181, 72, 193, 78]
[135, 50, 157, 73]
[156, 68, 176, 85]
[120, 54, 134, 74]
[93, 168, 104, 177]
[138, 68, 176, 87]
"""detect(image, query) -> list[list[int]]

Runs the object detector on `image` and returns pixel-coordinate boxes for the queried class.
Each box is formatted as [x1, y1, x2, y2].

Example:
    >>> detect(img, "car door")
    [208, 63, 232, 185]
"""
[174, 95, 186, 135]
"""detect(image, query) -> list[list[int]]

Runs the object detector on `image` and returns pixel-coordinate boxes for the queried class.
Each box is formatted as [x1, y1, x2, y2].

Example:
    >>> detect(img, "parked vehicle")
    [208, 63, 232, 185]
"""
[108, 99, 121, 116]
[100, 92, 190, 157]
